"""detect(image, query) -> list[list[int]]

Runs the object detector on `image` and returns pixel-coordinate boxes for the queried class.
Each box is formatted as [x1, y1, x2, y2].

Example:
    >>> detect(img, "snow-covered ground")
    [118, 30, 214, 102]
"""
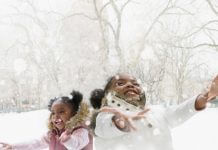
[172, 108, 218, 150]
[0, 108, 218, 150]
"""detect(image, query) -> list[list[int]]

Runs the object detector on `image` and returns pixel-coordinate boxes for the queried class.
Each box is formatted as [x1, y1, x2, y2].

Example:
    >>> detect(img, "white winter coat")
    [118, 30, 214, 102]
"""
[94, 96, 200, 150]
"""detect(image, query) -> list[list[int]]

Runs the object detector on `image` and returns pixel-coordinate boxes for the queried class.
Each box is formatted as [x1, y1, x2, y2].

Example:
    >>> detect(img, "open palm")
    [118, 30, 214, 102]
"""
[0, 142, 12, 150]
[100, 107, 149, 131]
[208, 75, 218, 101]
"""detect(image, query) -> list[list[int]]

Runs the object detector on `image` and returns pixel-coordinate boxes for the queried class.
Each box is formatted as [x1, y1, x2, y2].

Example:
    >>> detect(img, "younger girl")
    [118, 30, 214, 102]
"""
[0, 90, 93, 150]
[91, 73, 218, 150]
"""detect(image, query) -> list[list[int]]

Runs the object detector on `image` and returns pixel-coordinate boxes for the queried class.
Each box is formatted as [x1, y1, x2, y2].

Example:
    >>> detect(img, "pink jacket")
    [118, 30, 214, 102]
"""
[11, 127, 92, 150]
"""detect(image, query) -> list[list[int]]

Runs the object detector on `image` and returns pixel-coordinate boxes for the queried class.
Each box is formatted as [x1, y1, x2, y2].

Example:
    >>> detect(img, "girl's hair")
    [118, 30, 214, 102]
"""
[90, 89, 104, 109]
[48, 90, 83, 112]
[89, 76, 114, 109]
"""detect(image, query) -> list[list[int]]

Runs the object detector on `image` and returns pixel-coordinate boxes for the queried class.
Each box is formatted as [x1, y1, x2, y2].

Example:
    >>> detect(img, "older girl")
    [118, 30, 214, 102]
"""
[91, 73, 218, 150]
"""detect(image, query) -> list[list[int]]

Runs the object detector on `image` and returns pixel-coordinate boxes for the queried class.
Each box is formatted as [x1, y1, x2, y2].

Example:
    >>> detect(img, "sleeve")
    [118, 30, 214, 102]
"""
[163, 95, 202, 128]
[94, 112, 127, 139]
[62, 128, 89, 150]
[11, 135, 49, 150]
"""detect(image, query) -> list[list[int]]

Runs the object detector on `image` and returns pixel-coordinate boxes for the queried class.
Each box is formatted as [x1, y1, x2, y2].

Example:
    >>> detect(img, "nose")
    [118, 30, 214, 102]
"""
[126, 82, 134, 88]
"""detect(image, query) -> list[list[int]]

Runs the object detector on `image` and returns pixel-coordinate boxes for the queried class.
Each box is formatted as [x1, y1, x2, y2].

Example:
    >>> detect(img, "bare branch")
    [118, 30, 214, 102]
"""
[134, 0, 173, 62]
[182, 20, 218, 39]
[8, 5, 48, 34]
[164, 6, 194, 16]
[204, 27, 218, 32]
[92, 0, 111, 61]
[102, 19, 116, 38]
[173, 6, 194, 15]
[62, 13, 98, 21]
[100, 2, 111, 15]
[205, 0, 218, 15]
[165, 42, 218, 49]
[110, 0, 121, 39]
[121, 0, 132, 13]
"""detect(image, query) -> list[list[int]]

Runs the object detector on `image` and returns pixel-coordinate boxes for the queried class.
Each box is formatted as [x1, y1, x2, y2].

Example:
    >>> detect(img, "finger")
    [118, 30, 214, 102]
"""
[208, 86, 218, 98]
[127, 119, 137, 131]
[137, 108, 150, 116]
[100, 107, 120, 114]
[207, 95, 217, 101]
[212, 76, 218, 86]
[0, 143, 7, 147]
[116, 119, 126, 129]
[99, 106, 113, 112]
[3, 146, 11, 150]
[213, 75, 218, 81]
[101, 108, 130, 120]
[100, 108, 120, 116]
[64, 129, 71, 135]
[208, 75, 218, 97]
[132, 115, 146, 121]
[59, 133, 71, 143]
[0, 143, 12, 150]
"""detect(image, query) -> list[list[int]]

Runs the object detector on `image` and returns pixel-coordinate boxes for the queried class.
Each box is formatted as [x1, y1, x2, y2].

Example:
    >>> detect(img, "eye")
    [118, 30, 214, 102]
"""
[51, 111, 56, 116]
[116, 81, 125, 86]
[59, 110, 65, 114]
[133, 82, 140, 86]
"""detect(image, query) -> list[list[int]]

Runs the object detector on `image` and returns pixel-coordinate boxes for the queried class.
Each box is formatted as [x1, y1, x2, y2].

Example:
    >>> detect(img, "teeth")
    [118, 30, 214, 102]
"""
[55, 119, 62, 124]
[127, 91, 136, 94]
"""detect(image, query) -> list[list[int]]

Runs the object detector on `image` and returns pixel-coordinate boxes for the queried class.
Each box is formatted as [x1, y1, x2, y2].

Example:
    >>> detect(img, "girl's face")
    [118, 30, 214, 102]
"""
[50, 101, 74, 130]
[110, 74, 142, 100]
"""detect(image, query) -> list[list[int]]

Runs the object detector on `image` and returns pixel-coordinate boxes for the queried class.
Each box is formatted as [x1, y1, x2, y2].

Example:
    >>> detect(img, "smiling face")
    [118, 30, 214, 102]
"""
[50, 101, 74, 130]
[109, 74, 142, 101]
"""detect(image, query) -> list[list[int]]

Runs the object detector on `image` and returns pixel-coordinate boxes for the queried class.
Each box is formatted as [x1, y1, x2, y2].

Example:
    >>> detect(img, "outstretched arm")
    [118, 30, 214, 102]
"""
[0, 142, 12, 150]
[95, 107, 149, 138]
[164, 75, 218, 128]
[0, 136, 49, 150]
[94, 111, 128, 138]
[195, 75, 218, 110]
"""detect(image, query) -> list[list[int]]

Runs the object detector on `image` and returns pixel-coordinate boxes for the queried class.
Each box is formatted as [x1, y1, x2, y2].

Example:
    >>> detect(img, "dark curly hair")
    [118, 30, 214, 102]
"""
[48, 90, 83, 112]
[89, 76, 114, 109]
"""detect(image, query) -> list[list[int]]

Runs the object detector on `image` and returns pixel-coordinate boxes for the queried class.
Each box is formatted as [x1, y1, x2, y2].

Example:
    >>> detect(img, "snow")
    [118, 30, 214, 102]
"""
[13, 58, 27, 75]
[0, 110, 49, 144]
[0, 108, 218, 150]
[172, 108, 218, 150]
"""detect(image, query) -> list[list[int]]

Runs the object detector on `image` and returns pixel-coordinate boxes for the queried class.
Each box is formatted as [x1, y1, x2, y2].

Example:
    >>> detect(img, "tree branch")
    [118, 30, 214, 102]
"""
[165, 42, 218, 49]
[205, 0, 218, 15]
[62, 13, 98, 21]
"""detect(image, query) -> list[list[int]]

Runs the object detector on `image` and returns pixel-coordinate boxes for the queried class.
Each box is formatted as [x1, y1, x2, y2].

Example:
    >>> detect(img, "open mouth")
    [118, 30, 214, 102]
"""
[124, 89, 138, 95]
[54, 119, 63, 125]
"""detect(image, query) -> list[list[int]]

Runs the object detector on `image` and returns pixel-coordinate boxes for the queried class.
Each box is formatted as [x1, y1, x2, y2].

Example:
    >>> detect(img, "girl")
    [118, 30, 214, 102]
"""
[91, 73, 218, 150]
[0, 90, 93, 150]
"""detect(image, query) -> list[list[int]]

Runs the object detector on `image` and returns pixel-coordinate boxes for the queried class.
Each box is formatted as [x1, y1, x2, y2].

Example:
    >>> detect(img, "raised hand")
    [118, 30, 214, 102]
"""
[132, 108, 150, 121]
[195, 75, 218, 110]
[59, 129, 71, 143]
[0, 142, 12, 150]
[100, 107, 149, 132]
[207, 75, 218, 101]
